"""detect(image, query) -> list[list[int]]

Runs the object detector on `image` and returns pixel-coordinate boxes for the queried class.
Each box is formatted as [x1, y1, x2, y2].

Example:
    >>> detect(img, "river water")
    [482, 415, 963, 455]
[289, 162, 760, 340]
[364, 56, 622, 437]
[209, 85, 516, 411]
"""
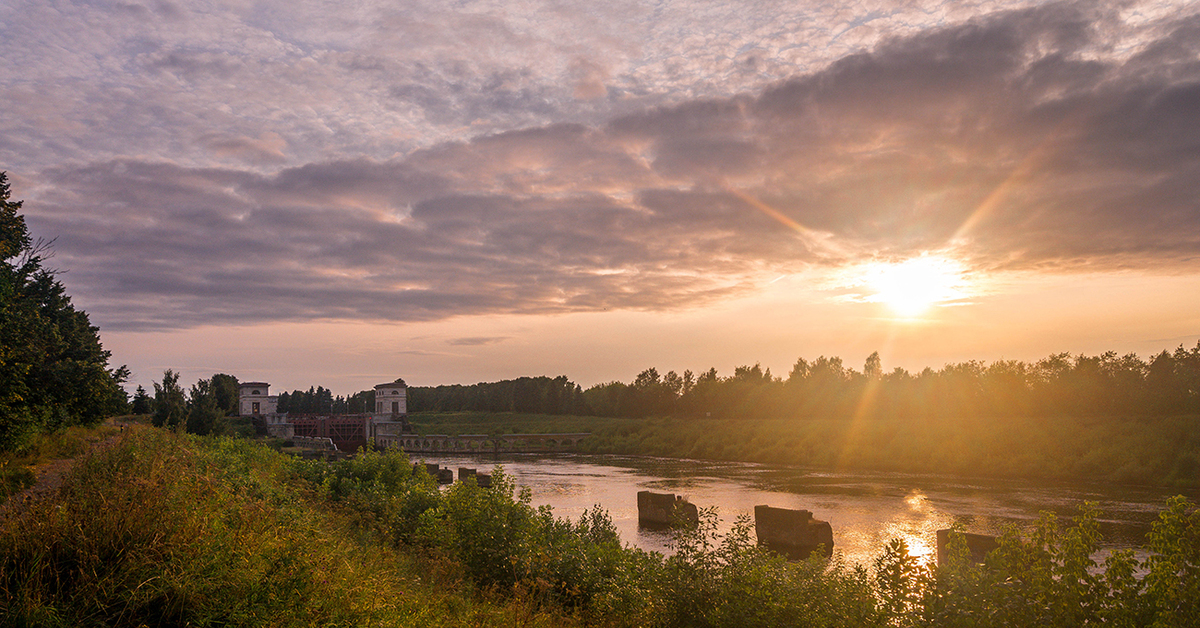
[411, 453, 1194, 567]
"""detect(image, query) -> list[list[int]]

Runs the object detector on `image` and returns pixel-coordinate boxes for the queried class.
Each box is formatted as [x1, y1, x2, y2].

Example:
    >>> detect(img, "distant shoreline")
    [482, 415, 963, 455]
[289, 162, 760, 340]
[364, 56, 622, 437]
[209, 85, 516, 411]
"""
[409, 411, 1200, 490]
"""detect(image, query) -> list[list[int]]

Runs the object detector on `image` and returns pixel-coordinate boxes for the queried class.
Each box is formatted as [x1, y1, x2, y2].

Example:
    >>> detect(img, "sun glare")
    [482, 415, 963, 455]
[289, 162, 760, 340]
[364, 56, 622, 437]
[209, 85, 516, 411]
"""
[861, 256, 970, 317]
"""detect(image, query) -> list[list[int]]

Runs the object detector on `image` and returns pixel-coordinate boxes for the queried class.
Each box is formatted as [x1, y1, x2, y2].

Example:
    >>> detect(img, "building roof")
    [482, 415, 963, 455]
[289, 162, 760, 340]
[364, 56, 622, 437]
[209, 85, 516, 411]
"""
[239, 382, 270, 388]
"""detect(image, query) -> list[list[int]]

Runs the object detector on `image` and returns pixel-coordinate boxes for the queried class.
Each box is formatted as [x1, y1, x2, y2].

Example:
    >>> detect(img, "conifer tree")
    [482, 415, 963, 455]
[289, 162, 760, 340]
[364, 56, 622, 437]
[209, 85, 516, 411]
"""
[0, 172, 128, 449]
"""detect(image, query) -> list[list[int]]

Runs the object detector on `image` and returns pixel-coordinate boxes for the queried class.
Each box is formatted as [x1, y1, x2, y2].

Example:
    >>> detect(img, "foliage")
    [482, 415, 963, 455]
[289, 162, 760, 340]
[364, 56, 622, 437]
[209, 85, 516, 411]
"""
[291, 445, 442, 545]
[129, 385, 153, 415]
[548, 412, 1200, 488]
[152, 369, 186, 429]
[0, 429, 579, 627]
[0, 172, 128, 451]
[1143, 495, 1200, 626]
[209, 373, 240, 416]
[582, 345, 1200, 422]
[276, 383, 372, 415]
[6, 422, 1200, 627]
[410, 375, 589, 415]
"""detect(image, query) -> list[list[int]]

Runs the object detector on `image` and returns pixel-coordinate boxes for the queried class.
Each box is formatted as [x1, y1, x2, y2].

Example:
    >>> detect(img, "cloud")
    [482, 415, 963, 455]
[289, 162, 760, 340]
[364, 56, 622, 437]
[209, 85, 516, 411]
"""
[11, 1, 1200, 333]
[448, 337, 511, 346]
[202, 132, 289, 164]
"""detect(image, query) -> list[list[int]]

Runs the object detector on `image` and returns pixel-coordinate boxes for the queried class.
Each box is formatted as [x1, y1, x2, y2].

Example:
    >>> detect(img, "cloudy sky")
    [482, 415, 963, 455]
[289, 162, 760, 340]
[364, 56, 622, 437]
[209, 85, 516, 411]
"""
[4, 0, 1199, 394]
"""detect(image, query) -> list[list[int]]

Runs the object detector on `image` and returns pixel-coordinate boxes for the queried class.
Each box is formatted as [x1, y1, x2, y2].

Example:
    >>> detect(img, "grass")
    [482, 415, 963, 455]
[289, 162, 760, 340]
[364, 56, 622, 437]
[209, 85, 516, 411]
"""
[0, 417, 133, 504]
[0, 427, 579, 627]
[3, 420, 1200, 627]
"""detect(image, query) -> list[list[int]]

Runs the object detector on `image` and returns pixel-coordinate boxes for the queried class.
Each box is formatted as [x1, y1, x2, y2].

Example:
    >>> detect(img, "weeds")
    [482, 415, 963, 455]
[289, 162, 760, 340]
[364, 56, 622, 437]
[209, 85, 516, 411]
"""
[3, 425, 1200, 627]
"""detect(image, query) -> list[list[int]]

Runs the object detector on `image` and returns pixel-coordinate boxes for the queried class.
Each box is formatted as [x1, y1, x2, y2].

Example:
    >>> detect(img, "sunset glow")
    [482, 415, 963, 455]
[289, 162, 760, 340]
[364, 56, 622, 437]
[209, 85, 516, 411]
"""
[0, 0, 1196, 392]
[862, 257, 972, 317]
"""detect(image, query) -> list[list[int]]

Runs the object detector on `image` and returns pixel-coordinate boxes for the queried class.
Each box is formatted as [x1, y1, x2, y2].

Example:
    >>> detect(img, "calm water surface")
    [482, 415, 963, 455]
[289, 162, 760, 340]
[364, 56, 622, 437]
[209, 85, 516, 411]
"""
[412, 453, 1194, 566]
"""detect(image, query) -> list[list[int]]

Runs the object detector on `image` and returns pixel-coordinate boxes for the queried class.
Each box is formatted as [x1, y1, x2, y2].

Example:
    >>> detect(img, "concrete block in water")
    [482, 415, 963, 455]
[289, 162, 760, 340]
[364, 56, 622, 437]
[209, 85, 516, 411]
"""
[936, 529, 999, 566]
[458, 467, 476, 482]
[415, 462, 456, 484]
[637, 490, 699, 527]
[754, 505, 834, 559]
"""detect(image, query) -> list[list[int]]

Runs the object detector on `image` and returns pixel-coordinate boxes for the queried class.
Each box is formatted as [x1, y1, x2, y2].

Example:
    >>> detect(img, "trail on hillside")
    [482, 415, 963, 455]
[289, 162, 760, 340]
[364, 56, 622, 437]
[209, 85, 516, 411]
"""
[0, 419, 140, 517]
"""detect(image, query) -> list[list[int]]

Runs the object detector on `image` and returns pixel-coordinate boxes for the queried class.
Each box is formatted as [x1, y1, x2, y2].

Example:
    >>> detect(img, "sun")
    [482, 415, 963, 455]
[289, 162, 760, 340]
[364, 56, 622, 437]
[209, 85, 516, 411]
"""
[861, 256, 970, 317]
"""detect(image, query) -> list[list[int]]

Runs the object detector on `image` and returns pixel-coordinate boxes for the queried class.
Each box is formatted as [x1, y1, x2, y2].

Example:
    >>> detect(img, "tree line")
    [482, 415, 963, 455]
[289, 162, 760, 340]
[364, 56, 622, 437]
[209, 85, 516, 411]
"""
[582, 347, 1200, 421]
[407, 375, 589, 415]
[264, 345, 1200, 424]
[0, 172, 128, 450]
[276, 386, 374, 415]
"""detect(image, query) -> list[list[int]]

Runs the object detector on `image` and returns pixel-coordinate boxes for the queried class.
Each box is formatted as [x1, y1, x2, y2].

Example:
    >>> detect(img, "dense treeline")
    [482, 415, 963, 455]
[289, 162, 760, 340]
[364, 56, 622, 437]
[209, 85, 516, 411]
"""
[276, 386, 374, 414]
[0, 172, 128, 450]
[270, 342, 1200, 425]
[584, 347, 1200, 421]
[6, 428, 1199, 627]
[408, 375, 590, 416]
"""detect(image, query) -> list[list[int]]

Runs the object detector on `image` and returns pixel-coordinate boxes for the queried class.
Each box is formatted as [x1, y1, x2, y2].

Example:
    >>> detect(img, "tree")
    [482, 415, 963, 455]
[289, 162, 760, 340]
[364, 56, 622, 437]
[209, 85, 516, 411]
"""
[130, 385, 154, 415]
[864, 352, 882, 380]
[209, 373, 240, 416]
[187, 378, 223, 435]
[0, 172, 128, 450]
[153, 370, 186, 429]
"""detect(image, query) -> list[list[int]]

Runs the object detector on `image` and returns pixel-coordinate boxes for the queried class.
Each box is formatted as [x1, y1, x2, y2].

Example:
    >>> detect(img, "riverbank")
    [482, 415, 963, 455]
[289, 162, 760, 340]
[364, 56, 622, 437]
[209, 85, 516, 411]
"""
[4, 425, 1198, 627]
[412, 411, 1200, 489]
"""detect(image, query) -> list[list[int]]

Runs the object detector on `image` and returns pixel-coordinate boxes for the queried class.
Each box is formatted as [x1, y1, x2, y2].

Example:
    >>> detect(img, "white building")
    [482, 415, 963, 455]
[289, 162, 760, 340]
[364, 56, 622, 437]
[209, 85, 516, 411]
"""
[374, 380, 407, 417]
[238, 382, 278, 416]
[372, 379, 413, 449]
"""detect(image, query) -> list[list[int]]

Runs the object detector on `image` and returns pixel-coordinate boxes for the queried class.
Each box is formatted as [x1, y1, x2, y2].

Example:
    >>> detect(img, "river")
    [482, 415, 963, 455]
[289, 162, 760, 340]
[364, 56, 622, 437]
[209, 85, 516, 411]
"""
[410, 453, 1194, 567]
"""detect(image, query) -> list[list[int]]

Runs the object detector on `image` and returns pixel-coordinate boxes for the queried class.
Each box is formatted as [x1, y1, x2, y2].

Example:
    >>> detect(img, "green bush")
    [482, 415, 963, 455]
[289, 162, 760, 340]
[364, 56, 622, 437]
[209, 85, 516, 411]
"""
[7, 423, 1200, 628]
[0, 430, 578, 627]
[291, 446, 441, 545]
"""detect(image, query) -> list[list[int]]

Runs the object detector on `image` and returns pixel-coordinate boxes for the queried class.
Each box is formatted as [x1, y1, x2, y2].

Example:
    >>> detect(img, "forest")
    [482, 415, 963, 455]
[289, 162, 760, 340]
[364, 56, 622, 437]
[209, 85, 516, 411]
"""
[390, 346, 1200, 424]
[581, 348, 1200, 421]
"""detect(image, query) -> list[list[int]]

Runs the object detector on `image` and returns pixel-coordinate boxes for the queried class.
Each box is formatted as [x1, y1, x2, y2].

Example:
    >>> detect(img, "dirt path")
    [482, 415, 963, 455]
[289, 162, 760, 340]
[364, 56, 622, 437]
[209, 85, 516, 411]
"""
[0, 419, 140, 517]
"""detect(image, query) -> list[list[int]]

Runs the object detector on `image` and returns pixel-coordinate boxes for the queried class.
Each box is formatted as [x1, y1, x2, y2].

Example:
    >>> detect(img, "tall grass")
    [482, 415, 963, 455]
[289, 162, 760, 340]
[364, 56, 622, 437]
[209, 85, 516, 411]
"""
[5, 425, 1199, 627]
[0, 429, 576, 627]
[0, 420, 126, 503]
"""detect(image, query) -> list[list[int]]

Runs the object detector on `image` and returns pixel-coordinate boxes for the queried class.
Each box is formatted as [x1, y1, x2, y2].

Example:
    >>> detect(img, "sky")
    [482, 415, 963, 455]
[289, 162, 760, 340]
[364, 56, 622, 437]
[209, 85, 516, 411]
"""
[3, 0, 1199, 396]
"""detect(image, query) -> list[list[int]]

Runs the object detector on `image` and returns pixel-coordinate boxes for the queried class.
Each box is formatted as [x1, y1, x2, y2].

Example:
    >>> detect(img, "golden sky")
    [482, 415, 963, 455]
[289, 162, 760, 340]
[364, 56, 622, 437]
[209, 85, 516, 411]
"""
[2, 0, 1198, 392]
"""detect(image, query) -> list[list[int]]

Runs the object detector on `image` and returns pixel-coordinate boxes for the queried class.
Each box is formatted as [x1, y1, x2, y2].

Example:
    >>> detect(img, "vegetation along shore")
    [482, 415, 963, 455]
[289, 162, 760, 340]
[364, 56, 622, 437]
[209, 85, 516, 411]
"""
[3, 423, 1200, 627]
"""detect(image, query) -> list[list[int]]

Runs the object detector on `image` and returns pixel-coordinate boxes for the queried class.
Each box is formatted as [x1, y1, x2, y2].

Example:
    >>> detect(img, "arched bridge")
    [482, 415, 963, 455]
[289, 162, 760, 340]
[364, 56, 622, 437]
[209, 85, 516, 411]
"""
[383, 433, 590, 454]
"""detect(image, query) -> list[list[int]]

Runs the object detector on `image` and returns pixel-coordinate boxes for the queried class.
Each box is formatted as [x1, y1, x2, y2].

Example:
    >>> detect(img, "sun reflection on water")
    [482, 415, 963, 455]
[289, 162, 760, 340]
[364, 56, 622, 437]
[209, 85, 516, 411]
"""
[878, 489, 953, 565]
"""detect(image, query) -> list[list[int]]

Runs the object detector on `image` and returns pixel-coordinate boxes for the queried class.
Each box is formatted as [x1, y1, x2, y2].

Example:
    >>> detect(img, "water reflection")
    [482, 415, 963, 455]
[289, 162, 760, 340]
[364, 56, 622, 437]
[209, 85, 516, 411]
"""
[413, 453, 1194, 567]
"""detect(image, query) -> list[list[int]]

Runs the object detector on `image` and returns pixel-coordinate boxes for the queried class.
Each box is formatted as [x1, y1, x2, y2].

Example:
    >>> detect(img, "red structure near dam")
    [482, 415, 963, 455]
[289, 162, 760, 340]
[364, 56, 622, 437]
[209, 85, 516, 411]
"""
[240, 379, 415, 452]
[288, 415, 373, 452]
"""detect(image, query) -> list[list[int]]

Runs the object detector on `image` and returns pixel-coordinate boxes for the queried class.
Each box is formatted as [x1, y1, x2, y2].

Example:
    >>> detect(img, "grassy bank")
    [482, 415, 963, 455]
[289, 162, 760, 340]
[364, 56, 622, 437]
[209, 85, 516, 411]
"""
[5, 423, 1200, 627]
[0, 427, 576, 627]
[412, 411, 1200, 488]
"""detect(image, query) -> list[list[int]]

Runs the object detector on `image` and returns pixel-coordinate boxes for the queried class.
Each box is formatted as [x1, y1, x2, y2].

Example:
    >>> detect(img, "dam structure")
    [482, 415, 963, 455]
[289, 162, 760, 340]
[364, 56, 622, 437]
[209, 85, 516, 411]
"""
[240, 379, 587, 453]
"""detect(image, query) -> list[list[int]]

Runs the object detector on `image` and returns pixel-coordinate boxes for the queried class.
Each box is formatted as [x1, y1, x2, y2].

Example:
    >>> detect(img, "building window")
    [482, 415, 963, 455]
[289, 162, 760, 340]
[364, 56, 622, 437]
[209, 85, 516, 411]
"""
[252, 390, 260, 395]
[392, 401, 399, 413]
